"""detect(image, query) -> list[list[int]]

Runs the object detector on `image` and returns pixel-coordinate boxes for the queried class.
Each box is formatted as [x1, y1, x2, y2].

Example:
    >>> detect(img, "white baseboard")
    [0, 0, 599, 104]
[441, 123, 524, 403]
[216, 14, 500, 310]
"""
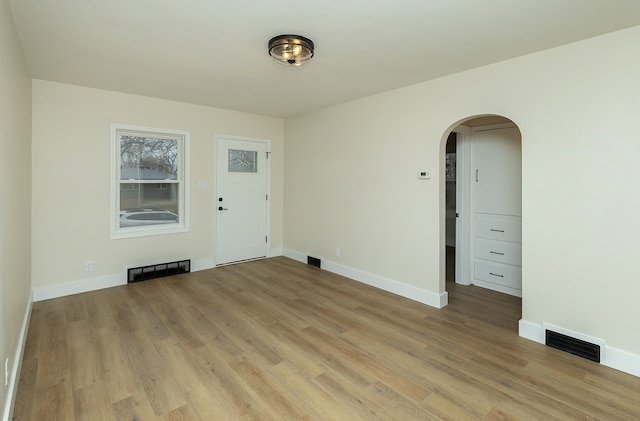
[268, 247, 283, 258]
[519, 319, 640, 378]
[518, 319, 543, 343]
[604, 346, 640, 377]
[473, 279, 522, 298]
[3, 291, 33, 421]
[33, 273, 126, 302]
[283, 249, 447, 309]
[32, 257, 218, 302]
[191, 257, 215, 272]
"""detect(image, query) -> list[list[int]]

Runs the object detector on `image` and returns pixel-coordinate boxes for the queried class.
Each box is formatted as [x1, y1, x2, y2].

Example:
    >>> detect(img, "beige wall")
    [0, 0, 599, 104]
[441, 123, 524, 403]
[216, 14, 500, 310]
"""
[284, 26, 640, 356]
[0, 0, 32, 416]
[32, 80, 284, 289]
[15, 11, 640, 381]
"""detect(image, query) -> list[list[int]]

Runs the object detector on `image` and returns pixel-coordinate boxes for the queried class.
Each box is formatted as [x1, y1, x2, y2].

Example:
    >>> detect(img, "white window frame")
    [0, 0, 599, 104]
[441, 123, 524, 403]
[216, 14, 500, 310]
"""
[110, 123, 190, 239]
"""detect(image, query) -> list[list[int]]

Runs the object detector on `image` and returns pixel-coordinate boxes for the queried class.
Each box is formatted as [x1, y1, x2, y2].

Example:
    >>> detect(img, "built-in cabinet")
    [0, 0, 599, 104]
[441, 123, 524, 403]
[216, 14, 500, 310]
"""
[472, 125, 522, 297]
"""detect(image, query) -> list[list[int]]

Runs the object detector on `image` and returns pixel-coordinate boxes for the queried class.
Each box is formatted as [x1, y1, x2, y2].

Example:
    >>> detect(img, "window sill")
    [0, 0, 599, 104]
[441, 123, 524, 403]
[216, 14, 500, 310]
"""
[110, 224, 189, 240]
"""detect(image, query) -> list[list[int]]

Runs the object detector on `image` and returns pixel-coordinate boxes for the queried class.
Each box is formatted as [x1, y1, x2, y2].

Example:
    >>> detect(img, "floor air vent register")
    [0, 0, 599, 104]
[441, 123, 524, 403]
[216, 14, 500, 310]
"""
[307, 256, 321, 268]
[128, 259, 191, 283]
[545, 329, 601, 363]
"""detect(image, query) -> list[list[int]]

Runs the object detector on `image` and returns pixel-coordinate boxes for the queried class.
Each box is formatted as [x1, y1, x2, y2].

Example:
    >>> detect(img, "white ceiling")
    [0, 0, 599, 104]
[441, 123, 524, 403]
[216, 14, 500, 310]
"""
[9, 0, 640, 118]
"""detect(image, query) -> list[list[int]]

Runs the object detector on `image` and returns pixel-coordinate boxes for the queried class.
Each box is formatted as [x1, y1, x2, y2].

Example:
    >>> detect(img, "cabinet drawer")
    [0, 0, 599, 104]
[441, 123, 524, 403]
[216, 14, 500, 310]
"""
[475, 213, 521, 242]
[475, 238, 521, 266]
[474, 259, 522, 290]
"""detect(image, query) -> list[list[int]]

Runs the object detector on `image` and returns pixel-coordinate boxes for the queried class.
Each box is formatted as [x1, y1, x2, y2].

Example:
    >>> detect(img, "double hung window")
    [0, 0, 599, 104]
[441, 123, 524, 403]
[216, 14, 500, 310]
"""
[111, 124, 189, 239]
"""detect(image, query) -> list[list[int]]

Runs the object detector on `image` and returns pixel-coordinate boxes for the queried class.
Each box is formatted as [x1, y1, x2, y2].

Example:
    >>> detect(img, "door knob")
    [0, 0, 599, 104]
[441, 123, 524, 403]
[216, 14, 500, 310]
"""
[218, 206, 228, 211]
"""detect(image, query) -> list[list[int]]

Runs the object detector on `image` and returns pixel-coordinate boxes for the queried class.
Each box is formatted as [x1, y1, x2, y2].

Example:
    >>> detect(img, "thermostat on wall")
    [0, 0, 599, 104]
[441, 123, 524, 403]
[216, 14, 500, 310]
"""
[417, 170, 431, 180]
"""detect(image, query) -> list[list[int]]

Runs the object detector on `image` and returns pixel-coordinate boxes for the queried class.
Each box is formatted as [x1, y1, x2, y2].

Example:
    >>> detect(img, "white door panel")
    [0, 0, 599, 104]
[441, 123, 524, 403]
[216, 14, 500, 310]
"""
[216, 137, 268, 265]
[473, 127, 522, 216]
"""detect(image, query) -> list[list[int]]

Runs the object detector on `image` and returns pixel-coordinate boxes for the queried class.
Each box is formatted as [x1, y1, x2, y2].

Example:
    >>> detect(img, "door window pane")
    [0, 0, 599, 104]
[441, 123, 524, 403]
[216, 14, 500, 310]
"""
[228, 149, 257, 173]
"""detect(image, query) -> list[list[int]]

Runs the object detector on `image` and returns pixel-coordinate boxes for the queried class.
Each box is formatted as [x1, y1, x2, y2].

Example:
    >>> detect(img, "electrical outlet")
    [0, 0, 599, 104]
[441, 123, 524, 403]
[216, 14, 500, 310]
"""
[84, 261, 93, 272]
[335, 248, 341, 257]
[4, 358, 8, 386]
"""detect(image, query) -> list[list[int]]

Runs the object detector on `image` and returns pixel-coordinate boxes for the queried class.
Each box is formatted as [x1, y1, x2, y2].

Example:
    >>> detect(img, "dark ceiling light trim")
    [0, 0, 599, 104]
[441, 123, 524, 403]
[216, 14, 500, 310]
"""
[268, 34, 314, 67]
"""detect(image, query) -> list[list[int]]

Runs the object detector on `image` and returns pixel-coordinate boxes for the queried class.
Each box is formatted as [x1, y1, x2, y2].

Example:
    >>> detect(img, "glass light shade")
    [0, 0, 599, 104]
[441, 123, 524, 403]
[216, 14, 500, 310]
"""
[268, 35, 314, 67]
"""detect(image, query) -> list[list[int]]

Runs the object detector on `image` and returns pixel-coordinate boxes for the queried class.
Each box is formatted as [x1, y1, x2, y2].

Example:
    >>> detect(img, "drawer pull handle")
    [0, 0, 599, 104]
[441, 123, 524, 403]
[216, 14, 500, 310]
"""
[490, 229, 505, 233]
[489, 272, 504, 278]
[490, 251, 505, 255]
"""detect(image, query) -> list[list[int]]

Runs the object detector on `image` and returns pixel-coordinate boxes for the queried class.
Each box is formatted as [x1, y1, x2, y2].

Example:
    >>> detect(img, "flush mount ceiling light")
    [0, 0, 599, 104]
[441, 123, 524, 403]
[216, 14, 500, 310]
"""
[268, 34, 314, 67]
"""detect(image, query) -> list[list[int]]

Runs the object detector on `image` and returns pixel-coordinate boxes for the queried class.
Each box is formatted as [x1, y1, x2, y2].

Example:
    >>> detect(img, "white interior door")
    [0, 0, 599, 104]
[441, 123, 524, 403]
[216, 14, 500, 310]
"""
[216, 137, 269, 265]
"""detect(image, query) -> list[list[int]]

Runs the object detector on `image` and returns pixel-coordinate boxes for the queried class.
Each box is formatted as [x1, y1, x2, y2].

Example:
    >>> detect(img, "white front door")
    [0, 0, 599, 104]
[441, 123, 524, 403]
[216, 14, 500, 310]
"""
[215, 136, 269, 265]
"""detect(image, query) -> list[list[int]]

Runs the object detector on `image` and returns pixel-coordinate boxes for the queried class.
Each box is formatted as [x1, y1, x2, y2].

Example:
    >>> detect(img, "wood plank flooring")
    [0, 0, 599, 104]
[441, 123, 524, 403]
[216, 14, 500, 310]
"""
[11, 256, 640, 420]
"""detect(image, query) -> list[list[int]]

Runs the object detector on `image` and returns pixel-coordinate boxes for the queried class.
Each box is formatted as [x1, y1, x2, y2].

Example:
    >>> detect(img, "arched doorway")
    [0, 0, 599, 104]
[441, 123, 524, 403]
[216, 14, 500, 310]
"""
[442, 115, 523, 326]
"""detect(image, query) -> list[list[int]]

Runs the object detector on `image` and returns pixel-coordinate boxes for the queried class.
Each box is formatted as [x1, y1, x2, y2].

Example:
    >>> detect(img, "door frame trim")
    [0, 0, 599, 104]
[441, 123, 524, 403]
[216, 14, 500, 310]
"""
[213, 133, 271, 266]
[451, 125, 471, 285]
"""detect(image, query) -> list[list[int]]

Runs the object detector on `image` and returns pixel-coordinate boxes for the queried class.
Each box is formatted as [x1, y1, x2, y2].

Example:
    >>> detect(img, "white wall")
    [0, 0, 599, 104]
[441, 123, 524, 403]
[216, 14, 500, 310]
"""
[32, 81, 284, 293]
[21, 16, 640, 380]
[284, 26, 640, 369]
[0, 0, 32, 417]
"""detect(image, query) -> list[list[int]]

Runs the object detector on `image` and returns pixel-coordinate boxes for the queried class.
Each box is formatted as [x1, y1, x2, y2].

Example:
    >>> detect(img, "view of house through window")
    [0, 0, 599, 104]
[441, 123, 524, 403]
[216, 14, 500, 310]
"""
[111, 124, 188, 238]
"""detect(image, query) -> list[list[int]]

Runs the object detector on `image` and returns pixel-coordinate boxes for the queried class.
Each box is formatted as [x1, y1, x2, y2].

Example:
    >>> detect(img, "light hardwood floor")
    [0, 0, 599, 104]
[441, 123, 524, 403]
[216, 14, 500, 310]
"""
[12, 256, 640, 420]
